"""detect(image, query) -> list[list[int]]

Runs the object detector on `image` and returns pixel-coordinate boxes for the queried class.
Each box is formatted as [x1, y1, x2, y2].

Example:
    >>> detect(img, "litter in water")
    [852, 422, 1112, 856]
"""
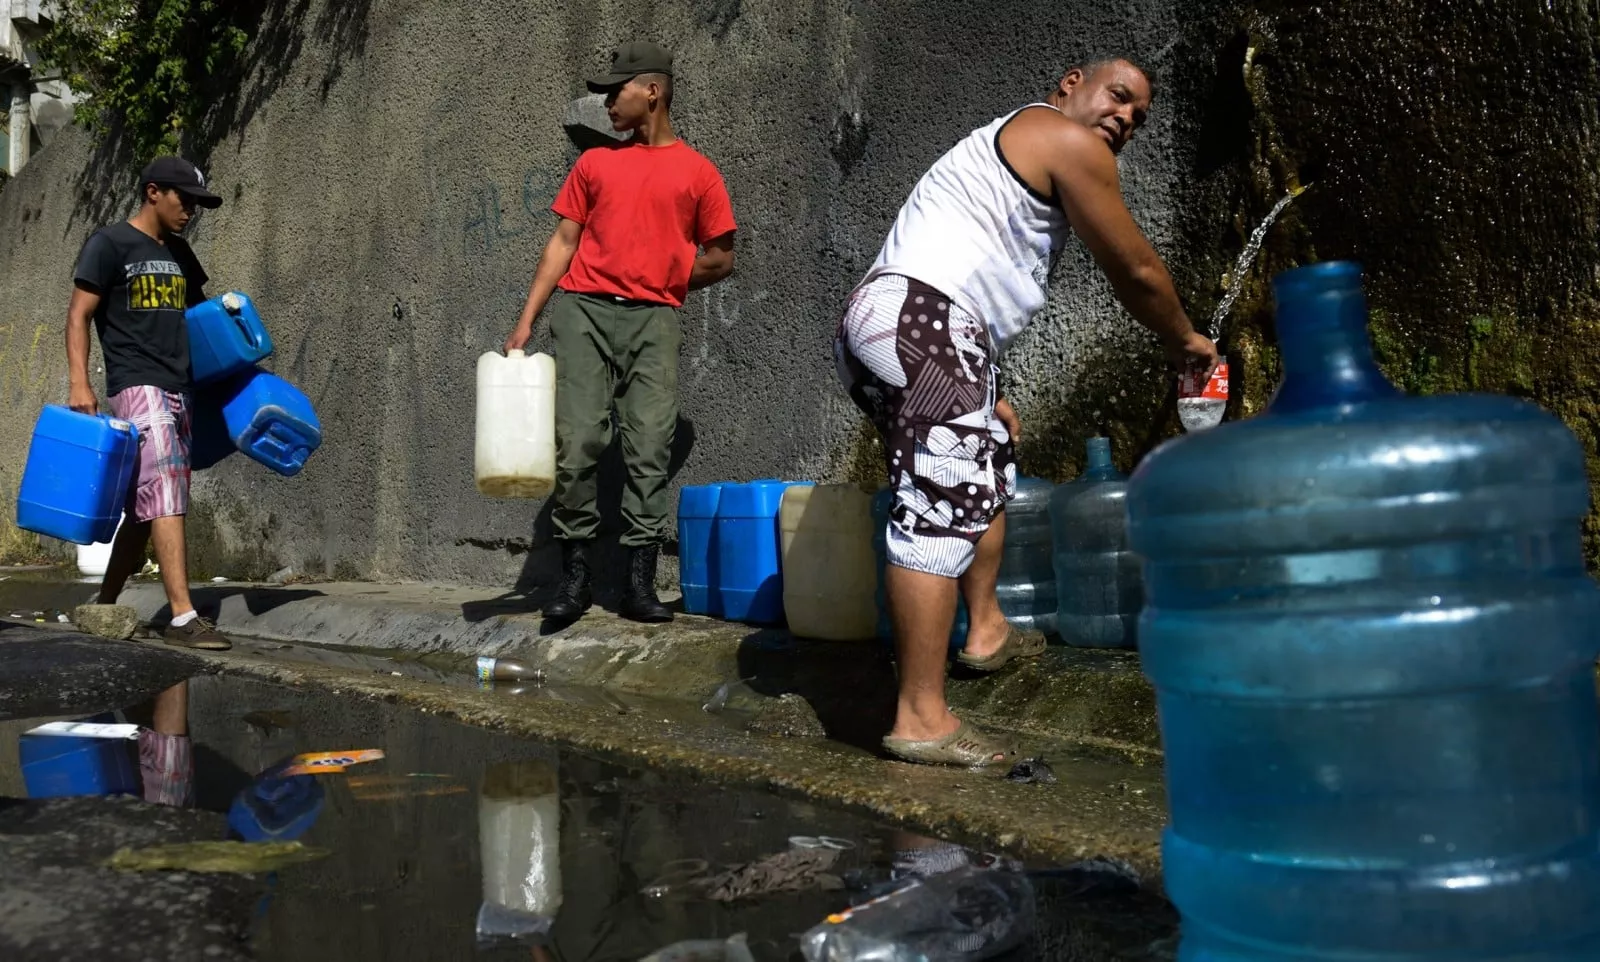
[1005, 757, 1058, 785]
[639, 932, 756, 962]
[703, 676, 756, 713]
[280, 749, 385, 776]
[107, 840, 329, 874]
[695, 845, 845, 902]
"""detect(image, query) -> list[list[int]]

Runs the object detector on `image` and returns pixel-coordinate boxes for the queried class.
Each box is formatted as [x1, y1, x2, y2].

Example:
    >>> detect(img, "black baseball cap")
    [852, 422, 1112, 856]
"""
[139, 156, 223, 208]
[586, 41, 674, 92]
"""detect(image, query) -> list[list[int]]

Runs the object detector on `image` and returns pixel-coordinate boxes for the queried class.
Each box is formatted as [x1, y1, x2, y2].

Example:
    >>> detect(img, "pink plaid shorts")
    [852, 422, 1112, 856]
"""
[106, 385, 191, 522]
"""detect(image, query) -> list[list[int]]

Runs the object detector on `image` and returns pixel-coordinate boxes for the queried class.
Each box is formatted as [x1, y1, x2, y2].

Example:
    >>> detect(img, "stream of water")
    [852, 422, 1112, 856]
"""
[1206, 187, 1307, 340]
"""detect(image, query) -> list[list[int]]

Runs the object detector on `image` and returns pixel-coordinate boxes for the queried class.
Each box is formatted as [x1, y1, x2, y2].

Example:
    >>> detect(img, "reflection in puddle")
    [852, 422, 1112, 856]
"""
[4, 673, 1176, 961]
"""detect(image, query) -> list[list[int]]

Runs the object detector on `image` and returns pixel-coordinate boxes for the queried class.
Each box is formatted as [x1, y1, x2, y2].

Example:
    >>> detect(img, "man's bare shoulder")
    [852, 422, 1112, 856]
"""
[1003, 107, 1114, 173]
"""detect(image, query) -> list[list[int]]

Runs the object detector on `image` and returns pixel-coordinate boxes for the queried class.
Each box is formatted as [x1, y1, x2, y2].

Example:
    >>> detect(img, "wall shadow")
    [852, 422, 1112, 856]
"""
[63, 0, 375, 234]
[460, 415, 697, 625]
[141, 586, 326, 626]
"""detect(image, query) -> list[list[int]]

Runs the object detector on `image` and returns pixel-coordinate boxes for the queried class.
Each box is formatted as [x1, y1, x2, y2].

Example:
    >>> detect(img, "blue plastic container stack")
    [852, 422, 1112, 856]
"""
[187, 291, 274, 385]
[1129, 261, 1600, 960]
[716, 480, 811, 624]
[1049, 437, 1140, 649]
[15, 407, 139, 545]
[20, 719, 140, 798]
[678, 484, 723, 616]
[192, 369, 322, 477]
[871, 486, 969, 648]
[995, 476, 1057, 635]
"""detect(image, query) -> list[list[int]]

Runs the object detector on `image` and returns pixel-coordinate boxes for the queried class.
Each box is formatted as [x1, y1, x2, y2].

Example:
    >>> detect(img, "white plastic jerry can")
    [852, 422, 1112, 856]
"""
[474, 349, 557, 499]
[76, 513, 124, 579]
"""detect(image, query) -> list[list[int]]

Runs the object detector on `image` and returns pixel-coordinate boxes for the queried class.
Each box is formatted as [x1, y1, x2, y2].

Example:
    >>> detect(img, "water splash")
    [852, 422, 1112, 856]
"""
[1208, 185, 1308, 339]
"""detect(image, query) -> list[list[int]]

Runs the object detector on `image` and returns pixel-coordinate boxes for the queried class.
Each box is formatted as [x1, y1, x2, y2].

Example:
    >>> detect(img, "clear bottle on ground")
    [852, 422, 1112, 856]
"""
[476, 656, 542, 686]
[800, 864, 1034, 962]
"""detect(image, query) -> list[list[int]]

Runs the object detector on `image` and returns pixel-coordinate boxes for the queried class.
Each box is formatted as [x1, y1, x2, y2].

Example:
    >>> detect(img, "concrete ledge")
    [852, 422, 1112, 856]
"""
[0, 576, 1161, 756]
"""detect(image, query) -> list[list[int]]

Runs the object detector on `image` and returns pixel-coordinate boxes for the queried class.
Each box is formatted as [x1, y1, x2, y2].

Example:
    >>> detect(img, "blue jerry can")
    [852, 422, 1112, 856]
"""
[193, 368, 322, 477]
[186, 291, 274, 385]
[16, 406, 139, 545]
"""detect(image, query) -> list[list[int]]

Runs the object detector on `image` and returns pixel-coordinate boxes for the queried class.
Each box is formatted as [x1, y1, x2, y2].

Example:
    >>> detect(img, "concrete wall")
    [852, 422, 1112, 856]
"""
[10, 0, 1595, 585]
[1, 0, 1232, 586]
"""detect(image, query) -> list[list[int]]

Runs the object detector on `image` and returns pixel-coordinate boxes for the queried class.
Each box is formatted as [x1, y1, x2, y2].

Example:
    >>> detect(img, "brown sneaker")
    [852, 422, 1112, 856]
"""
[161, 615, 232, 651]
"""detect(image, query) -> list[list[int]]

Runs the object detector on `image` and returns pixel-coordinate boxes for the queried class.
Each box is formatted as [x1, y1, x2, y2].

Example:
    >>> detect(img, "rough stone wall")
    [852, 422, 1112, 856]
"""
[0, 0, 1219, 586]
[3, 0, 1597, 584]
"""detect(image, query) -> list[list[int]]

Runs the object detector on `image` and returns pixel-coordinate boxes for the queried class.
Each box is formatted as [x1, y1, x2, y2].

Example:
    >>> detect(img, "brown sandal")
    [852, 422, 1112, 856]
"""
[956, 627, 1045, 672]
[882, 718, 1017, 768]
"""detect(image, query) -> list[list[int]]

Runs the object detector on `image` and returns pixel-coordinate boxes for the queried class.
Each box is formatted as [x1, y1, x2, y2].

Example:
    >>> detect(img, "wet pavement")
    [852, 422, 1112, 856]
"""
[0, 665, 1178, 960]
[0, 620, 208, 720]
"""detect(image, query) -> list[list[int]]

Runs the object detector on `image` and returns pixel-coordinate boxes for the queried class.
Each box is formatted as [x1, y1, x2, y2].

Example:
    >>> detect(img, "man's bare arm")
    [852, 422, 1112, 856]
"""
[504, 217, 585, 352]
[66, 284, 101, 414]
[688, 232, 736, 291]
[1046, 123, 1218, 371]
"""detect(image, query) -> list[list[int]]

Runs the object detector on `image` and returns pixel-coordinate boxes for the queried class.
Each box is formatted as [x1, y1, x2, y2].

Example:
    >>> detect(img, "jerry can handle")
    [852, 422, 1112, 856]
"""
[221, 292, 263, 349]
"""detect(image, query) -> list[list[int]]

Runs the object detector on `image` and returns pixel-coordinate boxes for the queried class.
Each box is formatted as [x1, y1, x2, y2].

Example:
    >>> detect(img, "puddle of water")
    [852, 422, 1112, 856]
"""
[3, 673, 1177, 960]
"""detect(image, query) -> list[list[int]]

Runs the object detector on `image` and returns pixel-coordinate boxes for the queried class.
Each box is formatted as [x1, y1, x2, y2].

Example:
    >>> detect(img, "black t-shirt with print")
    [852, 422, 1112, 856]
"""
[72, 222, 209, 396]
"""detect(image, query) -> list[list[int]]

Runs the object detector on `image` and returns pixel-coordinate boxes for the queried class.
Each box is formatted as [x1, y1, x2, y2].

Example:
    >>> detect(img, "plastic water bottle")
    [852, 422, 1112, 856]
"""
[800, 865, 1034, 961]
[476, 656, 542, 687]
[1128, 261, 1600, 960]
[1048, 437, 1140, 649]
[1176, 356, 1228, 432]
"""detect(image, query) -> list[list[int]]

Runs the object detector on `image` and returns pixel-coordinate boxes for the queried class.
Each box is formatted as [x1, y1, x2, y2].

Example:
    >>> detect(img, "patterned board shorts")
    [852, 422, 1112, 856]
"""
[835, 273, 1017, 579]
[106, 386, 192, 523]
[139, 730, 194, 807]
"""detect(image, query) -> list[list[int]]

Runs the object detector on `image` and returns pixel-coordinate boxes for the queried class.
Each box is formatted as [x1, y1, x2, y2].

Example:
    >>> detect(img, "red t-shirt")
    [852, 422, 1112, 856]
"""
[551, 139, 737, 308]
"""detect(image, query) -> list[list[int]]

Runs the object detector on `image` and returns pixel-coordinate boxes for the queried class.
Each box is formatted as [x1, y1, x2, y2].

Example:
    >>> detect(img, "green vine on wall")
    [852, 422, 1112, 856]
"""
[36, 0, 248, 162]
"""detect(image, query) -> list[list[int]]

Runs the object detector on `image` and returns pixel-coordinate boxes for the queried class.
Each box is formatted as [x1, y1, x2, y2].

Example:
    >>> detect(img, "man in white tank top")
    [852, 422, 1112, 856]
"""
[836, 58, 1219, 767]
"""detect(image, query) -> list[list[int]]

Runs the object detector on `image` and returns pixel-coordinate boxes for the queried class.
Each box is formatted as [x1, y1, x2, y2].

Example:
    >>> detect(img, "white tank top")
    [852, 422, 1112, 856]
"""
[862, 104, 1072, 357]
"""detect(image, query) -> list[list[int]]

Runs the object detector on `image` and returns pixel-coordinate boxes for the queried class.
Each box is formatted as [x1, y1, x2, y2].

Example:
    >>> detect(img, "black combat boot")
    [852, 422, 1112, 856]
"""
[620, 544, 673, 623]
[542, 539, 593, 621]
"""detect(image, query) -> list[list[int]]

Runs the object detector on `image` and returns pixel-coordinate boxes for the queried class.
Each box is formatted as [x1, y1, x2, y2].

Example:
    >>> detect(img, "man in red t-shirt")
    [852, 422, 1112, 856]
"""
[504, 41, 737, 623]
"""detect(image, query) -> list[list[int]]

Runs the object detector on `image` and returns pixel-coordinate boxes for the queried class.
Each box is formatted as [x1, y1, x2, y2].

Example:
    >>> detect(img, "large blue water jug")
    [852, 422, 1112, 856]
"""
[199, 369, 322, 477]
[716, 480, 809, 623]
[1049, 437, 1140, 649]
[871, 486, 969, 648]
[187, 291, 274, 385]
[1129, 261, 1600, 961]
[16, 406, 139, 545]
[995, 476, 1057, 634]
[678, 483, 723, 616]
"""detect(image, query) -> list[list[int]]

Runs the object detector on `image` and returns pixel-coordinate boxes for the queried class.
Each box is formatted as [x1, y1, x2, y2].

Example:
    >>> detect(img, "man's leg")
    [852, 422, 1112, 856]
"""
[613, 304, 680, 622]
[885, 563, 962, 741]
[957, 509, 1008, 659]
[547, 295, 617, 619]
[837, 275, 1014, 763]
[138, 681, 193, 807]
[149, 515, 194, 616]
[107, 386, 227, 650]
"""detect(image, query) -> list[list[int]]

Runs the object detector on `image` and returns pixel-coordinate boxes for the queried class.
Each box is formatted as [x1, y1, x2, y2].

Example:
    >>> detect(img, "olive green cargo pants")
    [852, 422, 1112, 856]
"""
[549, 293, 681, 547]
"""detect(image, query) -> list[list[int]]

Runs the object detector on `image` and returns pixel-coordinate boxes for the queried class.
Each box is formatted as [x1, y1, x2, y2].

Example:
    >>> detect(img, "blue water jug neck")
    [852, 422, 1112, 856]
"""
[1268, 262, 1401, 414]
[1081, 437, 1120, 480]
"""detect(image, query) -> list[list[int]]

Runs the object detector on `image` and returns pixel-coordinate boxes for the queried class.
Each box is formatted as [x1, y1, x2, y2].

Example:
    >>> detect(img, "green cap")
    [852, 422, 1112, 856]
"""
[586, 41, 674, 92]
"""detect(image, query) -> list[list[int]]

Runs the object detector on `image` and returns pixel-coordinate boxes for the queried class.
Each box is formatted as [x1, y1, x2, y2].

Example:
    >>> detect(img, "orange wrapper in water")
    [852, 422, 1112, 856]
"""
[280, 749, 386, 776]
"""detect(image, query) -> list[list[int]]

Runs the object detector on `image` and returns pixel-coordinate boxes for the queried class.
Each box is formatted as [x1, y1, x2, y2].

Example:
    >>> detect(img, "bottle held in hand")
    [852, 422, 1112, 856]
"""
[1178, 355, 1228, 432]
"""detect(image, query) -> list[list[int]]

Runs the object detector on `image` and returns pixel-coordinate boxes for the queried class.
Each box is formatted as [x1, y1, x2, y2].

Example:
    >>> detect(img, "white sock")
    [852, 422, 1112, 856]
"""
[169, 610, 199, 628]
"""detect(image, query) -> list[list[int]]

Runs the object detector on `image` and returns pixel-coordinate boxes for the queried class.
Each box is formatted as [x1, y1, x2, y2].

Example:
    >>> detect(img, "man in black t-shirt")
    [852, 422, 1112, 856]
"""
[66, 155, 231, 662]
